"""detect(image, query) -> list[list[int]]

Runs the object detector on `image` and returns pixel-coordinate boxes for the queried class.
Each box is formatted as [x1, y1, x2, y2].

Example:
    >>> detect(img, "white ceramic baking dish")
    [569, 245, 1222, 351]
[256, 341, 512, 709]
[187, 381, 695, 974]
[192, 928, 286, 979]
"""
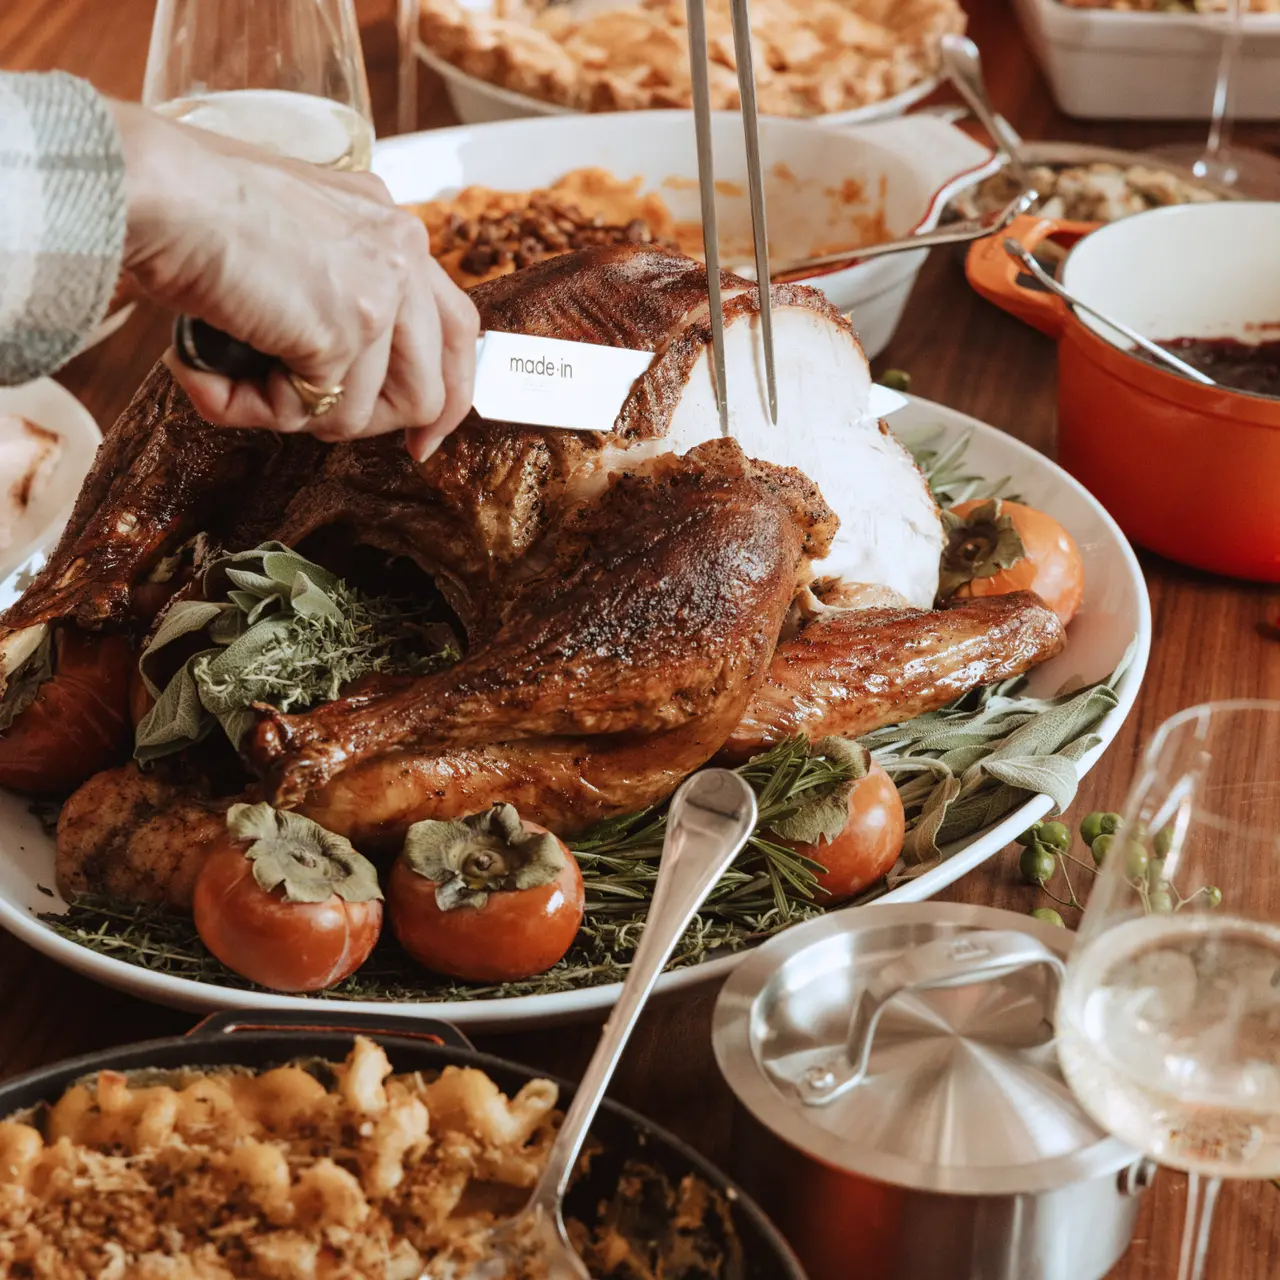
[1011, 0, 1280, 120]
[373, 111, 994, 358]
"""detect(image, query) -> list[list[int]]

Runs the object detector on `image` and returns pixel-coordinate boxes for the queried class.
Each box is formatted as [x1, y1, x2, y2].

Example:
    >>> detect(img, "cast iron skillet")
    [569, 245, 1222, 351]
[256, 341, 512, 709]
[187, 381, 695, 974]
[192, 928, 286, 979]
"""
[0, 1009, 805, 1280]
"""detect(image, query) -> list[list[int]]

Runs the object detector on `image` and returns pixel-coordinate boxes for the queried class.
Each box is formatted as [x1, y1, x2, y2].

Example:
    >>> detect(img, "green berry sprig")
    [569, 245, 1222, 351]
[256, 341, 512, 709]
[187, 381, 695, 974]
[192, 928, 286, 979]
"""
[1015, 812, 1223, 926]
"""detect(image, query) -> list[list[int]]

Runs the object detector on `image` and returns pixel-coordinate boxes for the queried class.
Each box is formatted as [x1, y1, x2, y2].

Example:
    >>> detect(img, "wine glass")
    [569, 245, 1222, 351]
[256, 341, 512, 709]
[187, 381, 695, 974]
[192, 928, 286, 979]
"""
[1150, 0, 1280, 197]
[1057, 701, 1280, 1280]
[142, 0, 375, 172]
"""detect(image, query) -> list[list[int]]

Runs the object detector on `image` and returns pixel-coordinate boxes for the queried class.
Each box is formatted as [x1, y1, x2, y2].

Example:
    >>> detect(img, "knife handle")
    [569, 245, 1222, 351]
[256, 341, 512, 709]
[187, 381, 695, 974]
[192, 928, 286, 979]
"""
[173, 316, 278, 382]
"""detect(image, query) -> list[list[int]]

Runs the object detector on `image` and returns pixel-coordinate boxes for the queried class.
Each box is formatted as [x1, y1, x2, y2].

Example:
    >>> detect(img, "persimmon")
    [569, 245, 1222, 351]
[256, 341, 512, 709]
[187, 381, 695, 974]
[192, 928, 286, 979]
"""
[389, 804, 584, 982]
[767, 739, 904, 903]
[193, 803, 383, 993]
[945, 498, 1084, 626]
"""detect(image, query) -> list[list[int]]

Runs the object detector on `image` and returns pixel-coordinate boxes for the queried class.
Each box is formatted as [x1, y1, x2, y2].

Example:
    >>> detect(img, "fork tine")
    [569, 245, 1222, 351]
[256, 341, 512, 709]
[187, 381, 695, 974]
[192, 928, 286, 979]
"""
[728, 0, 776, 424]
[684, 0, 730, 437]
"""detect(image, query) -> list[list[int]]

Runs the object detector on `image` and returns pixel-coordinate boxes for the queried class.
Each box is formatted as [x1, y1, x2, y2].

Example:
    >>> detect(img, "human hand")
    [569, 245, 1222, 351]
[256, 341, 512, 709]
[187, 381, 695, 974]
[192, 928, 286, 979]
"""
[110, 101, 478, 461]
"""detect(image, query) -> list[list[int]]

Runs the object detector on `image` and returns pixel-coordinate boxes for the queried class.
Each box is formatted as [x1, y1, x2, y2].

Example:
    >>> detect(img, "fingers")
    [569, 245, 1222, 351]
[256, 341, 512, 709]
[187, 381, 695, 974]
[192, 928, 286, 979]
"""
[425, 257, 481, 437]
[163, 348, 280, 430]
[153, 153, 478, 450]
[307, 325, 394, 444]
[391, 257, 480, 463]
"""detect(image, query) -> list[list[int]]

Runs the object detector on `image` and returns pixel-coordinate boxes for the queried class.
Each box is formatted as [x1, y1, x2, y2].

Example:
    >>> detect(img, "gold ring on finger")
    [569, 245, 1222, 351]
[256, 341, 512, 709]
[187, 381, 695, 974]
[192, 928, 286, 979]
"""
[287, 370, 345, 419]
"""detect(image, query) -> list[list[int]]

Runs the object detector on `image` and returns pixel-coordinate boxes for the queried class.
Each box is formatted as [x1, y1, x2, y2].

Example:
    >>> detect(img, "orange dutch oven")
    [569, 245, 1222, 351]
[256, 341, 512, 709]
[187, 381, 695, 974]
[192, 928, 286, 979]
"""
[967, 205, 1280, 582]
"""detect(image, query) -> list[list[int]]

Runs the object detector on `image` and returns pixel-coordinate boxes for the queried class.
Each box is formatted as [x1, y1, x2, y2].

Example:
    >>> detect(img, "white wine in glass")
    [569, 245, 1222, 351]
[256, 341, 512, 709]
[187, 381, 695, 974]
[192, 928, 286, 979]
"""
[1057, 701, 1280, 1280]
[143, 0, 375, 172]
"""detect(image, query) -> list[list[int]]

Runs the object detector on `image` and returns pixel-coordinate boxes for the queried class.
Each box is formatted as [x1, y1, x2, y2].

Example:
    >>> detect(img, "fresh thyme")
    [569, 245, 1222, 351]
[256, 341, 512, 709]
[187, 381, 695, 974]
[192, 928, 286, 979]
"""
[136, 544, 459, 762]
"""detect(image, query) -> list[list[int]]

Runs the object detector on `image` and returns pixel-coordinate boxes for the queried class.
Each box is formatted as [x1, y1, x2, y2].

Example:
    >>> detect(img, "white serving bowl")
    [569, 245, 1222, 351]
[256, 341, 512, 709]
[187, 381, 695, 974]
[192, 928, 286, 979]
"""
[413, 37, 943, 128]
[375, 111, 994, 358]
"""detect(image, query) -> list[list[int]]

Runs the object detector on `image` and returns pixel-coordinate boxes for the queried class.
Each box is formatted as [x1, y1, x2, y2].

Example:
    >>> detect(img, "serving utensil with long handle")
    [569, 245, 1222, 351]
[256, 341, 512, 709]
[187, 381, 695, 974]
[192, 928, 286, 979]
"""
[684, 0, 731, 438]
[1002, 239, 1216, 386]
[427, 769, 758, 1280]
[728, 0, 776, 424]
[940, 34, 1037, 199]
[685, 0, 778, 433]
[735, 189, 1037, 281]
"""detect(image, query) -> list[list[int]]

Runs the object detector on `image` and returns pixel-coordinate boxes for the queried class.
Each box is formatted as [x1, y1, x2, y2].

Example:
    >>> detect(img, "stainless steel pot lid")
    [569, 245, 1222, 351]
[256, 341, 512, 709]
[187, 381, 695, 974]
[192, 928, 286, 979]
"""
[712, 903, 1139, 1197]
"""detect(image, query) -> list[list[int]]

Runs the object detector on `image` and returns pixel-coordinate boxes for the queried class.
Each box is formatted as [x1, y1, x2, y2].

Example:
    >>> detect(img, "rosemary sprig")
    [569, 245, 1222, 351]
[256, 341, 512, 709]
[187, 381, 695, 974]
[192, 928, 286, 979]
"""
[909, 430, 1023, 509]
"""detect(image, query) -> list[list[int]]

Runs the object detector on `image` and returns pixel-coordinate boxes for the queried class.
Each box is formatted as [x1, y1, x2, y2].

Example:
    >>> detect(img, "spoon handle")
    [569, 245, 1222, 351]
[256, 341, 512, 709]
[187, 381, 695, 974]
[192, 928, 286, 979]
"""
[940, 35, 1037, 197]
[1003, 240, 1215, 387]
[776, 189, 1036, 276]
[531, 769, 757, 1207]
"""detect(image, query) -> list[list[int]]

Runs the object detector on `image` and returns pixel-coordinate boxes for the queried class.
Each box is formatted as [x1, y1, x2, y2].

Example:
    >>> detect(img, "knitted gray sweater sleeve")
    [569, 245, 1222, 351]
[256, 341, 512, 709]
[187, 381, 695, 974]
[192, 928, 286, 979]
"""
[0, 71, 127, 386]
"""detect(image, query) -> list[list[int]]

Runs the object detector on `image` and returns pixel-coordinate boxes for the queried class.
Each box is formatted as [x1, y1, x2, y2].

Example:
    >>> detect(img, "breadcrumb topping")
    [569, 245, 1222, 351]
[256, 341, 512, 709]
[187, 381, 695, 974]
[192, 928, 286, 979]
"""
[0, 1038, 559, 1279]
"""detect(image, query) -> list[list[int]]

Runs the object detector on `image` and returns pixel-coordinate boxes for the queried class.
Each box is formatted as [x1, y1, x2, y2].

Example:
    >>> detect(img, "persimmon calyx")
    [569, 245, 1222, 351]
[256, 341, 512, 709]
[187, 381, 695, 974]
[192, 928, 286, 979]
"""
[938, 499, 1026, 600]
[226, 802, 383, 904]
[402, 804, 566, 911]
[769, 737, 870, 846]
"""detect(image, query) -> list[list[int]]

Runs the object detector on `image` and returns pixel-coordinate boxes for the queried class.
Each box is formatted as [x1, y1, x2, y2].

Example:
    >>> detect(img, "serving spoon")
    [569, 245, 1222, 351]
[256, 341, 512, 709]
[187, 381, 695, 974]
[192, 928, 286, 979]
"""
[1002, 239, 1216, 387]
[940, 34, 1037, 199]
[731, 189, 1036, 281]
[424, 768, 758, 1280]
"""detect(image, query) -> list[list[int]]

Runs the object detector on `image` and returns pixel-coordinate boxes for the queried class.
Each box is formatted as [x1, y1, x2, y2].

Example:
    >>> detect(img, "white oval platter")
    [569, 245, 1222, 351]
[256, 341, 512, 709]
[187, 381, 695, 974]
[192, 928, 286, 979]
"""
[0, 396, 1150, 1029]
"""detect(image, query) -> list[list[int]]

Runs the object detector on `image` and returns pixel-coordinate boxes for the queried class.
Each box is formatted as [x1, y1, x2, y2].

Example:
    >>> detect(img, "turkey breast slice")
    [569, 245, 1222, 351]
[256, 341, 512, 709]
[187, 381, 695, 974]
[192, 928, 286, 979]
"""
[465, 244, 943, 606]
[644, 291, 942, 609]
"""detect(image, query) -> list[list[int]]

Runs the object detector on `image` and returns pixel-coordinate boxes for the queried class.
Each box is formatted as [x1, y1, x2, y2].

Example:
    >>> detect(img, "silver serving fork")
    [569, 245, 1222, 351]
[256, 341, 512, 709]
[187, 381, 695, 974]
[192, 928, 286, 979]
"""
[685, 0, 777, 433]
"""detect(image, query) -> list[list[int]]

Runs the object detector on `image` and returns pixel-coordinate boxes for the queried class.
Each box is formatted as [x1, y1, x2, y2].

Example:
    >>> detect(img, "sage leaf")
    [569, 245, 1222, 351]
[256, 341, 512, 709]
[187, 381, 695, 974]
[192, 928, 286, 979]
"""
[290, 571, 344, 621]
[135, 655, 218, 762]
[223, 568, 279, 597]
[134, 541, 458, 763]
[979, 754, 1080, 815]
[901, 770, 962, 863]
[936, 782, 1024, 844]
[261, 548, 341, 595]
[139, 600, 226, 697]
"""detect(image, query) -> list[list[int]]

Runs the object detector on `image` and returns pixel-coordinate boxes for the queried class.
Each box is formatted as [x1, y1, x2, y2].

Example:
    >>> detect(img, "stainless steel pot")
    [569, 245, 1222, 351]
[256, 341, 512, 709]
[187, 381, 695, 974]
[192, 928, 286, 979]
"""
[712, 903, 1154, 1280]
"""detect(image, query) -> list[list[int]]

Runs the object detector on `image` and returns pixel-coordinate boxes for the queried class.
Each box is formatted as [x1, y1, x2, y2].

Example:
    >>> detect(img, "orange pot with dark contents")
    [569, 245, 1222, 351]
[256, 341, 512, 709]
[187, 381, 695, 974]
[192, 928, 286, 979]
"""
[967, 205, 1280, 583]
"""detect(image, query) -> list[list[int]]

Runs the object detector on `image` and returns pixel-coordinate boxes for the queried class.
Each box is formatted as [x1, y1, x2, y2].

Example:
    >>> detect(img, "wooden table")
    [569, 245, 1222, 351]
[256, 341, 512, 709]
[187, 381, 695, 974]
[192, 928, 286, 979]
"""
[3, 0, 1278, 1274]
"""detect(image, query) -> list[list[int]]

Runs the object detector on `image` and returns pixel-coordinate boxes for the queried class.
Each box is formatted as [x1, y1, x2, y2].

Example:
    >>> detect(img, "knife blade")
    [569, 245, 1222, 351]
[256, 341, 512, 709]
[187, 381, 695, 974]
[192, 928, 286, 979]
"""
[172, 317, 908, 431]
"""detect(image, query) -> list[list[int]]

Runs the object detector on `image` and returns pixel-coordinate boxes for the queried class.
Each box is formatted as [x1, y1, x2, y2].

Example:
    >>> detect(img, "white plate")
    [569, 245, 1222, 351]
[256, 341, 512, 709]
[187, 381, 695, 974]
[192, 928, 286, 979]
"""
[0, 381, 101, 585]
[413, 37, 942, 129]
[0, 396, 1150, 1028]
[376, 112, 995, 359]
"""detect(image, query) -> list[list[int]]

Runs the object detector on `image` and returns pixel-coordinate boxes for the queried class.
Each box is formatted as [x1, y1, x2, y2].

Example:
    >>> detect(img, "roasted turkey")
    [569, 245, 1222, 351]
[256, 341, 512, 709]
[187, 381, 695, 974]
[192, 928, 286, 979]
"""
[0, 245, 1065, 903]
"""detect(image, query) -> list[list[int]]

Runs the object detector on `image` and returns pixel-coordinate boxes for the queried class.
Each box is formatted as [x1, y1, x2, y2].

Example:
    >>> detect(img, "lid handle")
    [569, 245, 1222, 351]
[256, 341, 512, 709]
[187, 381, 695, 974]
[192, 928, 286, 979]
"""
[795, 929, 1065, 1107]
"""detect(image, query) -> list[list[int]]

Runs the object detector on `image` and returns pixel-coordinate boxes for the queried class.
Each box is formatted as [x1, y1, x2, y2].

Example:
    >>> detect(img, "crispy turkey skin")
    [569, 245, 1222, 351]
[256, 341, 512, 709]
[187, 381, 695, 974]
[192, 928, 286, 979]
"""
[0, 245, 1071, 904]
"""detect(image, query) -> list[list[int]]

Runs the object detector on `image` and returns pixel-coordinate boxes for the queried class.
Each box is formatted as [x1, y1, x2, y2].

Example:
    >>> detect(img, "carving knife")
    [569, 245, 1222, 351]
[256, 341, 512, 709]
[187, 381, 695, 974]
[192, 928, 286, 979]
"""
[173, 317, 908, 432]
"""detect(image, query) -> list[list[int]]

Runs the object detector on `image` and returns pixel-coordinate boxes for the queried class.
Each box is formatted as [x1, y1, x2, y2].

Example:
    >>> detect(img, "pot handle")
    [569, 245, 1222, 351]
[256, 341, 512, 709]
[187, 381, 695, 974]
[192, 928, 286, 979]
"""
[188, 1008, 475, 1051]
[965, 212, 1098, 338]
[795, 930, 1065, 1106]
